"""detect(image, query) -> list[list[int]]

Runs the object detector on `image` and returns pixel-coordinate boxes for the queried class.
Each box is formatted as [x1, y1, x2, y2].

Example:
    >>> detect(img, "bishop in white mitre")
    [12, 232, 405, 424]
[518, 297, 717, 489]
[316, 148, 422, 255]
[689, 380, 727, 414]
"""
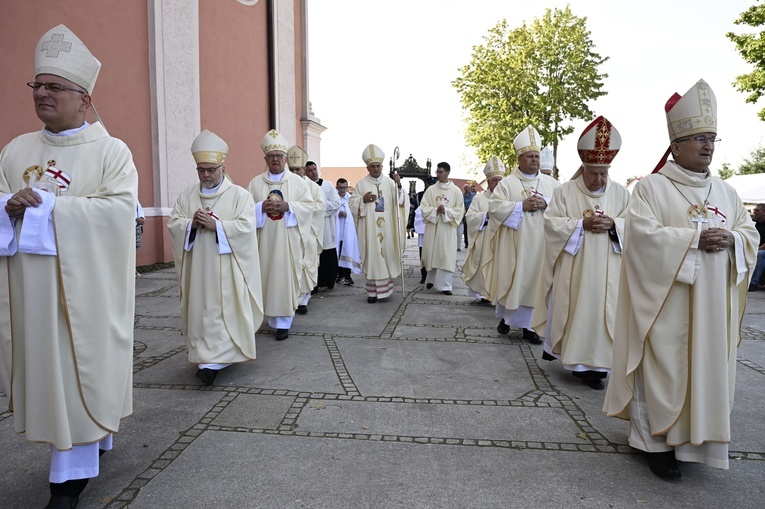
[168, 130, 263, 385]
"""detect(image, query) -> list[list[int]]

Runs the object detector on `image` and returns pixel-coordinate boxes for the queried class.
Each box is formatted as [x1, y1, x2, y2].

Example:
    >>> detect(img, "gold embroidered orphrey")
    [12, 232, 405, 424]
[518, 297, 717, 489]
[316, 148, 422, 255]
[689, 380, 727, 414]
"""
[23, 165, 45, 185]
[686, 203, 709, 221]
[582, 205, 604, 218]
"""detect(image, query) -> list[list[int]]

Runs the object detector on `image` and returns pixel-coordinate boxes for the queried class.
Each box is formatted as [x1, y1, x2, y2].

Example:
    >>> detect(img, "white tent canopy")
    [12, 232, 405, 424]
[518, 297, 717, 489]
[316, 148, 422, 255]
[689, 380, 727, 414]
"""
[724, 173, 765, 204]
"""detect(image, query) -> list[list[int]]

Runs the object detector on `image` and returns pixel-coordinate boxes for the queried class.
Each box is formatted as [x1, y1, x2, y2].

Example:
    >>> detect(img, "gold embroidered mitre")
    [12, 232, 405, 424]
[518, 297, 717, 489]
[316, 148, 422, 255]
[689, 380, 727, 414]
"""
[665, 79, 717, 142]
[362, 144, 385, 165]
[577, 116, 621, 166]
[192, 129, 228, 164]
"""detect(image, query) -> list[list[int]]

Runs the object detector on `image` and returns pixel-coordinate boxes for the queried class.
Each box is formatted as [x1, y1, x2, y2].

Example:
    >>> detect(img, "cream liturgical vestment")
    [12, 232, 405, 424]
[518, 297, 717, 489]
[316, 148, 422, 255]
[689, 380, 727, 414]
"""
[248, 171, 314, 317]
[537, 176, 629, 370]
[484, 169, 560, 323]
[421, 181, 465, 286]
[350, 175, 409, 297]
[604, 161, 758, 468]
[462, 191, 492, 298]
[300, 178, 325, 293]
[0, 123, 137, 450]
[167, 179, 263, 363]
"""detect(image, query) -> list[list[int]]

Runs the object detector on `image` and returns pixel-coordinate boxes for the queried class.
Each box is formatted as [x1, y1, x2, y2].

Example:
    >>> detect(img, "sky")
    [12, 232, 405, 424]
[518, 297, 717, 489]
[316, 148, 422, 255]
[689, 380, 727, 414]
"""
[306, 0, 764, 185]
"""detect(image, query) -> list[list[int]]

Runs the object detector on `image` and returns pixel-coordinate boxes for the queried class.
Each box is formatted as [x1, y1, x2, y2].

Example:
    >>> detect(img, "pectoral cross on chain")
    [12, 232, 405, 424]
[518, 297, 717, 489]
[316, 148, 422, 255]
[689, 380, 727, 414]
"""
[691, 212, 708, 232]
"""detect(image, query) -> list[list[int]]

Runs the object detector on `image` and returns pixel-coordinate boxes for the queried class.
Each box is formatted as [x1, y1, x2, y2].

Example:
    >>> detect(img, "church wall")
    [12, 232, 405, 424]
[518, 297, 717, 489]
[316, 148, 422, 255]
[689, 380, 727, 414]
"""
[198, 0, 271, 188]
[0, 0, 312, 267]
[0, 1, 156, 264]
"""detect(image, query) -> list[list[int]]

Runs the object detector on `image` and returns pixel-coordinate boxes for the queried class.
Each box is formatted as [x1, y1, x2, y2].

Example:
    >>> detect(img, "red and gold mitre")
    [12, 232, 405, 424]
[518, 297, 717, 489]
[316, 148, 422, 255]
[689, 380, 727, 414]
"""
[577, 116, 621, 167]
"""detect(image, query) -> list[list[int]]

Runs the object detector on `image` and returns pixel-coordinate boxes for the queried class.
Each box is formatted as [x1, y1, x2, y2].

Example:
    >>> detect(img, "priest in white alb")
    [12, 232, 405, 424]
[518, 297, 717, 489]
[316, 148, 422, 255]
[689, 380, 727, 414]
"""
[483, 126, 560, 344]
[167, 130, 263, 385]
[421, 162, 465, 295]
[306, 160, 342, 289]
[536, 116, 629, 391]
[0, 25, 137, 507]
[603, 79, 758, 479]
[335, 178, 361, 284]
[248, 131, 314, 341]
[462, 157, 504, 300]
[350, 144, 409, 303]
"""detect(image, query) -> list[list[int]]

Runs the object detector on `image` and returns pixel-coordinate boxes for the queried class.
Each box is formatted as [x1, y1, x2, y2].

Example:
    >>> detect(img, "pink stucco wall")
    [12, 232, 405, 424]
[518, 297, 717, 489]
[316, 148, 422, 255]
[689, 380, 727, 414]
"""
[199, 0, 271, 188]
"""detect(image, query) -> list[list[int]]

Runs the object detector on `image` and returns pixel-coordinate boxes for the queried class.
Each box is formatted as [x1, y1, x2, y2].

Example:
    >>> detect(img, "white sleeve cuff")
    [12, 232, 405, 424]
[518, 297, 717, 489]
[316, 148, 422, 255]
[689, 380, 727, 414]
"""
[216, 221, 232, 254]
[18, 190, 56, 256]
[563, 219, 584, 255]
[502, 202, 524, 230]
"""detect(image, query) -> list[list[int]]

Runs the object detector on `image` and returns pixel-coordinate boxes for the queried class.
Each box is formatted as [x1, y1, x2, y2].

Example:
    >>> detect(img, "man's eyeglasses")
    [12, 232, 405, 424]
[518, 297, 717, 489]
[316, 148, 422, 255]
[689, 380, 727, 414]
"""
[196, 165, 222, 174]
[266, 154, 285, 160]
[27, 81, 85, 94]
[675, 135, 721, 145]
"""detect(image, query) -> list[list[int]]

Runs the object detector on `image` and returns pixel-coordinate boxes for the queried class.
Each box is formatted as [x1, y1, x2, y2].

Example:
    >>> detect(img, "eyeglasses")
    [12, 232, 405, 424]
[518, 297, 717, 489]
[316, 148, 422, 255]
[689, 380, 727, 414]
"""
[266, 154, 285, 160]
[675, 135, 721, 145]
[196, 165, 222, 174]
[27, 81, 85, 94]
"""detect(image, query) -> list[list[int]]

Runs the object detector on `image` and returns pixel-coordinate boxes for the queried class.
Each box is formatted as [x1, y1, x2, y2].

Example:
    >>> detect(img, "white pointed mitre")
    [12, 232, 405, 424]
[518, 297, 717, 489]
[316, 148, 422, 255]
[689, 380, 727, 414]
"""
[483, 156, 506, 179]
[35, 24, 101, 94]
[362, 144, 385, 166]
[287, 145, 309, 168]
[666, 79, 717, 142]
[513, 125, 542, 155]
[191, 129, 228, 164]
[260, 129, 290, 154]
[540, 147, 554, 170]
[577, 116, 621, 166]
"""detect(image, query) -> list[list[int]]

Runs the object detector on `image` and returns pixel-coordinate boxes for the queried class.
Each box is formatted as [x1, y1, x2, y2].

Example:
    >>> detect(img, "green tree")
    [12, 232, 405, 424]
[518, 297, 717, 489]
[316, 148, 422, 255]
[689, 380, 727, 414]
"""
[453, 7, 608, 179]
[727, 1, 765, 120]
[737, 145, 765, 174]
[718, 162, 735, 180]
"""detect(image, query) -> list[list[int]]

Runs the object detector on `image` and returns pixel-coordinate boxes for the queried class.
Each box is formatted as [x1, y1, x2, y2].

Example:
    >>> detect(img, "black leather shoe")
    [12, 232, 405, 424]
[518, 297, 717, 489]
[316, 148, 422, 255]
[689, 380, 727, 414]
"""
[311, 287, 318, 296]
[749, 284, 759, 292]
[45, 496, 79, 509]
[296, 305, 308, 315]
[522, 328, 543, 344]
[541, 351, 556, 361]
[195, 368, 216, 385]
[647, 451, 681, 479]
[497, 319, 510, 335]
[419, 276, 426, 284]
[367, 296, 377, 303]
[585, 378, 605, 390]
[442, 290, 452, 295]
[426, 283, 434, 289]
[275, 329, 289, 341]
[345, 277, 354, 285]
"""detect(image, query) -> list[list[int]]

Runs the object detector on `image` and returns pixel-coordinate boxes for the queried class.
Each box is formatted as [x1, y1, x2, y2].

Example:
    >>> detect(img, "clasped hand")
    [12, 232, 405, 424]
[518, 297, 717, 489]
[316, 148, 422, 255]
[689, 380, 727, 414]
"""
[699, 228, 733, 253]
[191, 209, 216, 230]
[583, 215, 614, 233]
[5, 187, 43, 218]
[263, 199, 286, 215]
[522, 196, 546, 213]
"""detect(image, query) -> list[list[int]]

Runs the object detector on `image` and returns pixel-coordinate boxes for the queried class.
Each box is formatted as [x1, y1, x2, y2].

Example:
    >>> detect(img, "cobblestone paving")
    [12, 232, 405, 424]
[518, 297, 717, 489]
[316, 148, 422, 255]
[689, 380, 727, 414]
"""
[95, 264, 765, 508]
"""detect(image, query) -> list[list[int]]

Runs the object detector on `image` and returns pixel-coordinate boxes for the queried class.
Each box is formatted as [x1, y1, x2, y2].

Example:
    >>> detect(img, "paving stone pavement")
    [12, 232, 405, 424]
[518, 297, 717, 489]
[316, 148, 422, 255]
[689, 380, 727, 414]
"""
[1, 238, 764, 508]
